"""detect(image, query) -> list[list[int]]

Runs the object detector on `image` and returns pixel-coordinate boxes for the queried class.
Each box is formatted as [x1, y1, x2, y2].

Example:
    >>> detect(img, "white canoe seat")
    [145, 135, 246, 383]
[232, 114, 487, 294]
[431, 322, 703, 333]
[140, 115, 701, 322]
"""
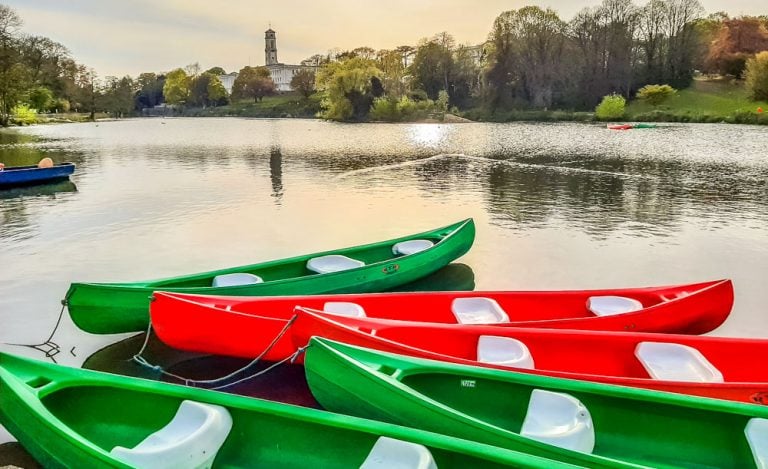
[392, 239, 434, 256]
[587, 296, 643, 317]
[477, 336, 535, 370]
[212, 273, 263, 287]
[635, 342, 723, 382]
[359, 436, 438, 469]
[451, 297, 510, 324]
[110, 400, 233, 469]
[520, 389, 595, 454]
[307, 255, 365, 274]
[746, 418, 768, 469]
[323, 301, 367, 318]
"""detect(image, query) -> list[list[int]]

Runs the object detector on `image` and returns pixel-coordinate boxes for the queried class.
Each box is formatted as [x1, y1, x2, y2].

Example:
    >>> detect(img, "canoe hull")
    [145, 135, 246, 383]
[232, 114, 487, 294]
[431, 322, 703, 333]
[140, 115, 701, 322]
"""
[0, 163, 75, 188]
[291, 309, 768, 404]
[305, 338, 764, 469]
[149, 279, 733, 360]
[0, 351, 567, 469]
[68, 219, 475, 334]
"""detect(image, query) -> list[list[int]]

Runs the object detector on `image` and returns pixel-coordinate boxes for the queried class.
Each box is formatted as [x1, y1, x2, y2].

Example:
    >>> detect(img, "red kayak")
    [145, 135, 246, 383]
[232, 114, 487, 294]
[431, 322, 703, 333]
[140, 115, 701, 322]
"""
[607, 124, 633, 130]
[150, 279, 732, 361]
[288, 308, 768, 404]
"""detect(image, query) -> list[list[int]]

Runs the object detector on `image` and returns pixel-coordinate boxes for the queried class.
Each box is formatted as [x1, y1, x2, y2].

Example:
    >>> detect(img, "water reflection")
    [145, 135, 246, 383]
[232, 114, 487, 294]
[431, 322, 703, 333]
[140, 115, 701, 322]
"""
[270, 146, 283, 203]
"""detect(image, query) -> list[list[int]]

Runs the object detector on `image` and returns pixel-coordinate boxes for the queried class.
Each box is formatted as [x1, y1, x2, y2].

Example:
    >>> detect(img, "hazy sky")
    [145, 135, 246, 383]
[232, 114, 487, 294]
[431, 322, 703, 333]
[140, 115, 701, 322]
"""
[4, 0, 765, 77]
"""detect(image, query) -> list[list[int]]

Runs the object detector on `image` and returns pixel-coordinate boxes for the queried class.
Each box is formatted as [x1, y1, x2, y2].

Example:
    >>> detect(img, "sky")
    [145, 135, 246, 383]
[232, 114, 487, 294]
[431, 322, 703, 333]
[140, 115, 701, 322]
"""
[4, 0, 766, 78]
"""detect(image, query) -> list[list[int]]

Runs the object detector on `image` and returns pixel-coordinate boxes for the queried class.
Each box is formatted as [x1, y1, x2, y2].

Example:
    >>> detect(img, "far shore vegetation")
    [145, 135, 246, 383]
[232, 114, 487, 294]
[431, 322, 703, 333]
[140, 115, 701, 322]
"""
[1, 2, 767, 127]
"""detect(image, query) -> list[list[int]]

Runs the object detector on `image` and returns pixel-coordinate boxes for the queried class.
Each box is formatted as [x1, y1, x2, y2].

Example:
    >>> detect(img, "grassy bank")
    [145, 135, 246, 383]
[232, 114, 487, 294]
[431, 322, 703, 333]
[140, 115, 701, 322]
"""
[463, 78, 768, 125]
[624, 78, 768, 124]
[180, 94, 322, 119]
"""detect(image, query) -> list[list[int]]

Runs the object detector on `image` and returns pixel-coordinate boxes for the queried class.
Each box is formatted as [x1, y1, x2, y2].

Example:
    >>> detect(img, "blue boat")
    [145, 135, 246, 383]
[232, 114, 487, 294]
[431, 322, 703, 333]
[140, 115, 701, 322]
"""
[0, 163, 76, 188]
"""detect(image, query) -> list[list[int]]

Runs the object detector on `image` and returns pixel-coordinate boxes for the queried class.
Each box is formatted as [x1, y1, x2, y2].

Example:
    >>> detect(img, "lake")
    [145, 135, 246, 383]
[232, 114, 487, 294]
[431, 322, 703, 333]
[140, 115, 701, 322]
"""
[0, 118, 767, 445]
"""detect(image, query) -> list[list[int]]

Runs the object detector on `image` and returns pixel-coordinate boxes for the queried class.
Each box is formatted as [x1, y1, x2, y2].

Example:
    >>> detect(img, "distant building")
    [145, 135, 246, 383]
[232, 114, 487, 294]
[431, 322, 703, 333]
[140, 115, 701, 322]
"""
[219, 72, 238, 95]
[263, 29, 317, 92]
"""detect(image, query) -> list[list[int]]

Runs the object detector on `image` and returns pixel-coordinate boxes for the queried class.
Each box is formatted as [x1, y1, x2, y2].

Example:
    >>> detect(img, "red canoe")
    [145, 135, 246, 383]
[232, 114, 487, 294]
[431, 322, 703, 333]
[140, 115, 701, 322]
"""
[607, 124, 633, 130]
[287, 308, 768, 404]
[150, 279, 733, 361]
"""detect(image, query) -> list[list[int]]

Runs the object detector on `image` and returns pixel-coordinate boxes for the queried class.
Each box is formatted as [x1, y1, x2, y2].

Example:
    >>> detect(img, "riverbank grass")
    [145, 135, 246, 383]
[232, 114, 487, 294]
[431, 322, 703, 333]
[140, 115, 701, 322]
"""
[182, 93, 322, 118]
[625, 78, 768, 124]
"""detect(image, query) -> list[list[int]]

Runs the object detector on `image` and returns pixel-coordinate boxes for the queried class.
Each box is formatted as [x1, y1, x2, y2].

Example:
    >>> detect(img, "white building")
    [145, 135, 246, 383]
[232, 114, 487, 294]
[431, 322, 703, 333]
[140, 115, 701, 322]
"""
[219, 72, 238, 95]
[264, 29, 316, 92]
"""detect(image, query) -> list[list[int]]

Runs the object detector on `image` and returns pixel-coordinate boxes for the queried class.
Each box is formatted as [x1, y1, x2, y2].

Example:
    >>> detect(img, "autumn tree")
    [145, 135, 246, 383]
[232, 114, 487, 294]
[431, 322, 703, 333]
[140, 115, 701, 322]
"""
[290, 69, 316, 98]
[232, 66, 276, 102]
[705, 17, 768, 77]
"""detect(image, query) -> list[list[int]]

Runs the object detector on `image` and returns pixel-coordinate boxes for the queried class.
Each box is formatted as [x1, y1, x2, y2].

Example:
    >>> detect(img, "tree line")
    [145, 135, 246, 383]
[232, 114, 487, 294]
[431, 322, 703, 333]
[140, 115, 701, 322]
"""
[1, 1, 766, 125]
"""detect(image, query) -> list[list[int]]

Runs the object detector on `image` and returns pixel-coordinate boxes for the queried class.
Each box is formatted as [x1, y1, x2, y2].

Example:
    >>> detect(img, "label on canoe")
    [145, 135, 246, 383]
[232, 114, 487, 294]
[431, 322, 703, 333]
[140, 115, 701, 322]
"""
[381, 264, 400, 274]
[751, 392, 768, 405]
[460, 379, 476, 388]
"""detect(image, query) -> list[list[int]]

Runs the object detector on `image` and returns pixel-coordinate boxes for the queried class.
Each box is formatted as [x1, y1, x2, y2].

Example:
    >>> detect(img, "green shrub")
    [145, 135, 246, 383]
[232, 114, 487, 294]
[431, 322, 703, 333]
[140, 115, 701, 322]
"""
[369, 97, 400, 121]
[595, 94, 626, 120]
[745, 51, 768, 101]
[11, 104, 37, 125]
[636, 84, 677, 107]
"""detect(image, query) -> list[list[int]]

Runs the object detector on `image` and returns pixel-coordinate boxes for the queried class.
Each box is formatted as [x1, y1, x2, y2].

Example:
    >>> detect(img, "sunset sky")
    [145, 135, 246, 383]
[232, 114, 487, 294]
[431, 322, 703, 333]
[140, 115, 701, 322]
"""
[4, 0, 765, 77]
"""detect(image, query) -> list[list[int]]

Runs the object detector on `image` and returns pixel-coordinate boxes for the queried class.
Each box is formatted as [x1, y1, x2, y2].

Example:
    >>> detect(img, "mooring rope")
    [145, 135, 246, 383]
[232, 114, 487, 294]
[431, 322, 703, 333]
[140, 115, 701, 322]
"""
[132, 313, 304, 390]
[3, 302, 67, 363]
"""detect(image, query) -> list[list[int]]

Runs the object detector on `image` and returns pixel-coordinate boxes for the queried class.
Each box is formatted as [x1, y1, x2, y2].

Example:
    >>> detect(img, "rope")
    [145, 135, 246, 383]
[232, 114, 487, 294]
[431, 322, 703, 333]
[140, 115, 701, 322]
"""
[132, 314, 302, 389]
[4, 302, 67, 363]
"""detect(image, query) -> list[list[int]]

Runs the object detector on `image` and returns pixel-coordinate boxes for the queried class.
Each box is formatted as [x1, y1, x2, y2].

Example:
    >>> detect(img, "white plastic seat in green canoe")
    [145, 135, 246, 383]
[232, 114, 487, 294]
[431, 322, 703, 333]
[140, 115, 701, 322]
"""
[587, 296, 643, 316]
[451, 297, 510, 324]
[359, 436, 437, 469]
[746, 418, 768, 469]
[307, 255, 365, 274]
[477, 336, 535, 369]
[212, 273, 263, 287]
[110, 400, 232, 469]
[323, 301, 367, 318]
[392, 239, 434, 256]
[635, 342, 723, 382]
[520, 389, 595, 454]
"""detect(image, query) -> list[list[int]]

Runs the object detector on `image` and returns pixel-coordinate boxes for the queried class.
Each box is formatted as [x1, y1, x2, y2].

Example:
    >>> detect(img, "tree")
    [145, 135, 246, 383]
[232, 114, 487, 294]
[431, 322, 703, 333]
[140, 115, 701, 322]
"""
[163, 68, 190, 106]
[316, 57, 383, 120]
[28, 86, 53, 111]
[101, 75, 135, 117]
[205, 66, 226, 75]
[290, 69, 315, 98]
[0, 5, 28, 125]
[705, 17, 768, 77]
[595, 93, 626, 119]
[188, 72, 227, 107]
[135, 72, 164, 109]
[636, 84, 677, 106]
[231, 66, 276, 102]
[487, 7, 567, 109]
[745, 51, 768, 101]
[206, 74, 227, 106]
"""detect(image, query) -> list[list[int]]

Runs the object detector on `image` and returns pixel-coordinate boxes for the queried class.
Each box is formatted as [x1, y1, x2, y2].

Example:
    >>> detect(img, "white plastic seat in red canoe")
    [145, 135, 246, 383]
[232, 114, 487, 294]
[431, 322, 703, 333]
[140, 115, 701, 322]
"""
[451, 297, 510, 324]
[635, 342, 723, 382]
[520, 390, 595, 454]
[392, 239, 434, 256]
[322, 301, 367, 318]
[110, 400, 232, 469]
[306, 255, 365, 274]
[477, 336, 535, 369]
[359, 436, 437, 469]
[746, 418, 768, 469]
[212, 273, 263, 287]
[587, 296, 643, 316]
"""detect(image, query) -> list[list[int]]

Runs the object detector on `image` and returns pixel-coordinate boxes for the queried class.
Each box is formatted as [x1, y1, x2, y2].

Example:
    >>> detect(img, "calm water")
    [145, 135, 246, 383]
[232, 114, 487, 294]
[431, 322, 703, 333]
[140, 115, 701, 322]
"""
[0, 118, 767, 443]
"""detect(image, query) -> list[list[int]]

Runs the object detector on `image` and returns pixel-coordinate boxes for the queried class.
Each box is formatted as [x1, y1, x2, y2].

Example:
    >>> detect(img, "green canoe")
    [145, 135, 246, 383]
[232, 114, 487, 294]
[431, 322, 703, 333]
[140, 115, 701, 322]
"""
[0, 352, 577, 468]
[305, 337, 768, 469]
[65, 218, 475, 334]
